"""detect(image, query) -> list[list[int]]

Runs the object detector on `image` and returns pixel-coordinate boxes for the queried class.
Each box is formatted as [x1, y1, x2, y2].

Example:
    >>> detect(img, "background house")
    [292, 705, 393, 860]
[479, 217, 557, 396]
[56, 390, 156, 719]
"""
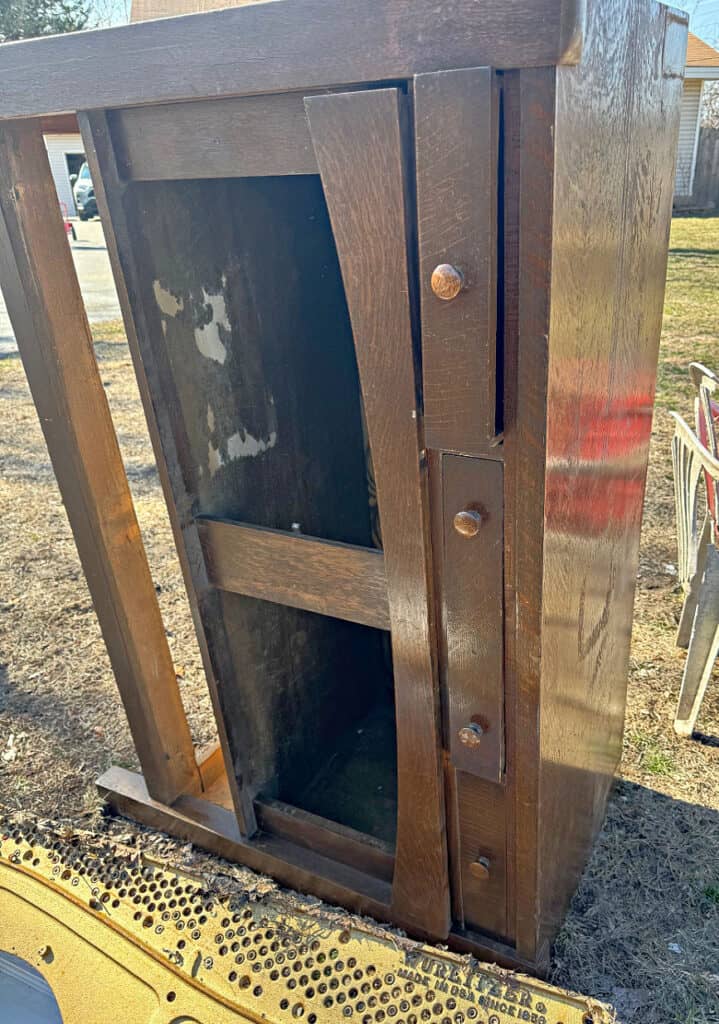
[674, 32, 719, 207]
[130, 0, 250, 16]
[42, 114, 83, 216]
[40, 0, 254, 213]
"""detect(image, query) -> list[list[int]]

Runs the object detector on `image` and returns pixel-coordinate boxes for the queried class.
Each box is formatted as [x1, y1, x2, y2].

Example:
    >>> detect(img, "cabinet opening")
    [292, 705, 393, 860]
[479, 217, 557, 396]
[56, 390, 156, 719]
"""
[123, 174, 397, 847]
[125, 174, 379, 547]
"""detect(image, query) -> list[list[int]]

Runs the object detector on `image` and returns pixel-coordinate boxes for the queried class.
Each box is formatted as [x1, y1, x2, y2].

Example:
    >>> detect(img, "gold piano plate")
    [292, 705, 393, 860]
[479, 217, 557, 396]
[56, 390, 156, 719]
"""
[0, 814, 612, 1024]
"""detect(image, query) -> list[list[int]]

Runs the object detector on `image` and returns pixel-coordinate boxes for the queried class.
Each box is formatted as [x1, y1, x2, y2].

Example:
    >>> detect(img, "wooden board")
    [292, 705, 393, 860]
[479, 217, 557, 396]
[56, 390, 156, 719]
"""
[415, 67, 500, 454]
[441, 455, 505, 780]
[503, 66, 556, 963]
[534, 0, 688, 959]
[197, 518, 390, 629]
[0, 0, 585, 119]
[454, 772, 508, 941]
[0, 120, 199, 806]
[503, 0, 688, 962]
[110, 93, 317, 180]
[306, 88, 450, 939]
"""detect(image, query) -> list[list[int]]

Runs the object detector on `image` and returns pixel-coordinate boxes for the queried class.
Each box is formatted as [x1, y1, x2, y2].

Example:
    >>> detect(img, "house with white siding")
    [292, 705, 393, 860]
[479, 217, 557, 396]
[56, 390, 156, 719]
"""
[675, 32, 719, 202]
[42, 113, 86, 217]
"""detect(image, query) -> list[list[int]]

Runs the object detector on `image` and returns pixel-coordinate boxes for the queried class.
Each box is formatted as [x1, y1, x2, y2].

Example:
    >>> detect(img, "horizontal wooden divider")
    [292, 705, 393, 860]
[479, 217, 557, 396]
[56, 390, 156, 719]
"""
[110, 93, 317, 181]
[196, 517, 390, 630]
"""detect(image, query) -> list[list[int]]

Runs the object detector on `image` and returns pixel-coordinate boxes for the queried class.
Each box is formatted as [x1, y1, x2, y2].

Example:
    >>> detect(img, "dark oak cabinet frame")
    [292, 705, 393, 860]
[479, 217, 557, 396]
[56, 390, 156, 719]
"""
[0, 0, 687, 972]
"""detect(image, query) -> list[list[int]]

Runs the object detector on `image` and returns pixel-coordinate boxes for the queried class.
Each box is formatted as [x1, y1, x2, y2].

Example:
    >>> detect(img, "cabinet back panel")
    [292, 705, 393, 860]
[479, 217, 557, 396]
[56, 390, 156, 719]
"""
[124, 175, 375, 546]
[121, 175, 393, 809]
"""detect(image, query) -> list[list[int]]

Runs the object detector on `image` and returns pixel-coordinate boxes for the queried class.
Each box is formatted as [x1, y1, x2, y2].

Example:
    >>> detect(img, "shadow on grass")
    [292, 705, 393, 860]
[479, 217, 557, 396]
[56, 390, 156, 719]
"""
[668, 248, 719, 258]
[553, 778, 719, 1024]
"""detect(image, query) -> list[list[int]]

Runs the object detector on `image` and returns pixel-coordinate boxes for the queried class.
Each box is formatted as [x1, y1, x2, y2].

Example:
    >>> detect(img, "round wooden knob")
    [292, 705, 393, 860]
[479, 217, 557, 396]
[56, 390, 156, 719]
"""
[468, 857, 491, 881]
[430, 263, 464, 301]
[453, 509, 483, 537]
[458, 722, 484, 747]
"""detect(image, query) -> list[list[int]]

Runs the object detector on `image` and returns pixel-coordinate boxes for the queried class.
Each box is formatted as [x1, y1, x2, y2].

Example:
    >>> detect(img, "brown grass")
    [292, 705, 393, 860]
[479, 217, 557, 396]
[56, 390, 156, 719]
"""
[0, 218, 718, 1022]
[552, 216, 719, 1024]
[0, 324, 218, 816]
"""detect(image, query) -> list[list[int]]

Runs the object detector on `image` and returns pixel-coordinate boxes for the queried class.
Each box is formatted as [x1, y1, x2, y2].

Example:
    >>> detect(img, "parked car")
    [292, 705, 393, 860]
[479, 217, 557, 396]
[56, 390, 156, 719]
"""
[72, 161, 97, 220]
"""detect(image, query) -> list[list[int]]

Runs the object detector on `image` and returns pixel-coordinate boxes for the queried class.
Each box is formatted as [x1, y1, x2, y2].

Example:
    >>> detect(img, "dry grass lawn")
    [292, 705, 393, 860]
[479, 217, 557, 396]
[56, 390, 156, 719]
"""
[0, 216, 718, 1022]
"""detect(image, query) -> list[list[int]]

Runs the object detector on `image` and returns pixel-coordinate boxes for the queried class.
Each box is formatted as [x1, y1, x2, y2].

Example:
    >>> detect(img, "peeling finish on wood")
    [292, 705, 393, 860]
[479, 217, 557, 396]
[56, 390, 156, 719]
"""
[82, 152, 388, 828]
[192, 286, 230, 365]
[152, 279, 183, 317]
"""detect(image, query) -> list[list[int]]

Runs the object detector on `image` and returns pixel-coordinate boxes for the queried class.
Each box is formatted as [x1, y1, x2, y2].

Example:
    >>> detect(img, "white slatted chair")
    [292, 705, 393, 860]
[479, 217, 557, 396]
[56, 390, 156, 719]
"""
[675, 364, 718, 647]
[671, 410, 719, 736]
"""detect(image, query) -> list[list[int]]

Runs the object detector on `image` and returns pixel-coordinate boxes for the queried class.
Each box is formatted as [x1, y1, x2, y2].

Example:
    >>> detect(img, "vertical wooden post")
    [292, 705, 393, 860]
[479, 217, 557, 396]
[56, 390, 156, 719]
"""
[306, 89, 450, 939]
[0, 119, 200, 805]
[78, 110, 256, 835]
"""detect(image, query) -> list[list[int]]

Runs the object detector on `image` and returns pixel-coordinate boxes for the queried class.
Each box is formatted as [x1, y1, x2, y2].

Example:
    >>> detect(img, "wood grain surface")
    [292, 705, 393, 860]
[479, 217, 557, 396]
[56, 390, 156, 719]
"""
[454, 772, 508, 941]
[415, 67, 500, 454]
[0, 0, 585, 120]
[441, 455, 505, 781]
[306, 88, 450, 940]
[0, 120, 200, 806]
[80, 110, 256, 833]
[110, 93, 317, 181]
[197, 517, 390, 630]
[505, 65, 557, 965]
[535, 0, 687, 958]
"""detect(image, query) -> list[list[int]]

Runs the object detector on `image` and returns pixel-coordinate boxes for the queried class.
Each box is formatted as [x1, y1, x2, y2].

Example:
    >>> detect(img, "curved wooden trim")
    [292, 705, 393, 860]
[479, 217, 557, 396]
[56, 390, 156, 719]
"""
[306, 87, 450, 939]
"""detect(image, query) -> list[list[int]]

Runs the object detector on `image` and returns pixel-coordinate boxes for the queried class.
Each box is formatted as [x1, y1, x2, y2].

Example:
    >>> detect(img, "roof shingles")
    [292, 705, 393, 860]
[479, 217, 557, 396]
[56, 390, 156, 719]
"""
[687, 31, 719, 67]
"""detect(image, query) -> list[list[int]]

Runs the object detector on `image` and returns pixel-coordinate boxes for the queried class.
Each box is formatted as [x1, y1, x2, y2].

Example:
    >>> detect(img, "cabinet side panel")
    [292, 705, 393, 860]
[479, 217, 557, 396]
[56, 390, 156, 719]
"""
[537, 0, 687, 955]
[504, 66, 556, 965]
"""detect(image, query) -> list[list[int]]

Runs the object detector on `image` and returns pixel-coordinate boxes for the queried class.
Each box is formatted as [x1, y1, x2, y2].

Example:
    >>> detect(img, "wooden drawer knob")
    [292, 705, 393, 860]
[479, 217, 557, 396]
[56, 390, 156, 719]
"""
[453, 509, 483, 537]
[430, 263, 464, 301]
[458, 722, 484, 747]
[469, 856, 491, 881]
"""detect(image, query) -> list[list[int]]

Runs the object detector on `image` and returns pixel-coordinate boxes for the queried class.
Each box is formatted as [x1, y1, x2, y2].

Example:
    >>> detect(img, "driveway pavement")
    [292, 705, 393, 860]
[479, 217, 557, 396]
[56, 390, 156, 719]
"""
[0, 219, 121, 357]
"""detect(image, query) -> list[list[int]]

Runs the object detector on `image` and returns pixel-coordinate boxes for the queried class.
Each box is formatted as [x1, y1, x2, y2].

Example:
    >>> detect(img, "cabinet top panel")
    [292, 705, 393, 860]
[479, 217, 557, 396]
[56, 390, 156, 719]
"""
[0, 0, 594, 120]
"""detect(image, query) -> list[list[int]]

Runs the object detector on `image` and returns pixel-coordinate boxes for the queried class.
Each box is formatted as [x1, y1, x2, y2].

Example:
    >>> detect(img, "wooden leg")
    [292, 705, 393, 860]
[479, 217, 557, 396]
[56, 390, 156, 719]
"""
[674, 544, 719, 737]
[0, 119, 200, 804]
[677, 513, 711, 649]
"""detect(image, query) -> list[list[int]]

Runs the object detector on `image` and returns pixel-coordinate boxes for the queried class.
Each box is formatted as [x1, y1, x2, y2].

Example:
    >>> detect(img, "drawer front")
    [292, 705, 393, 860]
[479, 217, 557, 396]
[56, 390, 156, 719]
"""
[454, 771, 508, 941]
[415, 67, 499, 455]
[442, 454, 504, 781]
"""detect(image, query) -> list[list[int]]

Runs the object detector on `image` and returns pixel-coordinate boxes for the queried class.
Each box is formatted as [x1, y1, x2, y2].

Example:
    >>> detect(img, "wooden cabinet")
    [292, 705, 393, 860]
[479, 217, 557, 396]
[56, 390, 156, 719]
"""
[0, 0, 687, 973]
